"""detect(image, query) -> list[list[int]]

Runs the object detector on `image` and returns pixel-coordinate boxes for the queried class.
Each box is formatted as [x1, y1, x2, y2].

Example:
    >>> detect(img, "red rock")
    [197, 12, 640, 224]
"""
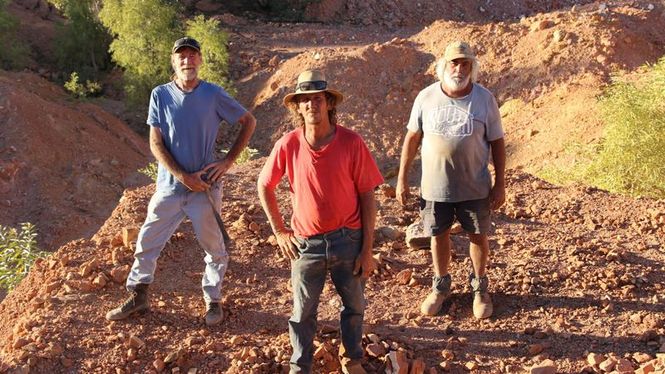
[127, 335, 144, 349]
[530, 359, 556, 374]
[110, 265, 130, 284]
[395, 269, 413, 285]
[587, 352, 606, 366]
[599, 358, 617, 372]
[528, 343, 544, 355]
[122, 227, 139, 247]
[615, 358, 634, 372]
[366, 343, 386, 357]
[410, 358, 426, 374]
[386, 351, 409, 374]
[465, 361, 478, 371]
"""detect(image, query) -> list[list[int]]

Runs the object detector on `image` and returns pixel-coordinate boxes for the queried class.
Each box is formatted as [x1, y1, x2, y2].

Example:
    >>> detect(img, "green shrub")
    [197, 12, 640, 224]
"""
[53, 0, 111, 80]
[185, 15, 235, 96]
[226, 147, 259, 165]
[0, 0, 29, 69]
[0, 223, 47, 290]
[99, 0, 180, 108]
[138, 161, 158, 182]
[585, 58, 665, 198]
[64, 72, 102, 98]
[538, 57, 665, 198]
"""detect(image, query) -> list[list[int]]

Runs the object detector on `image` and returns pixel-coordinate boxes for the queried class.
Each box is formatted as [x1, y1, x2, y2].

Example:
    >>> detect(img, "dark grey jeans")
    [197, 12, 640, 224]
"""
[289, 227, 366, 374]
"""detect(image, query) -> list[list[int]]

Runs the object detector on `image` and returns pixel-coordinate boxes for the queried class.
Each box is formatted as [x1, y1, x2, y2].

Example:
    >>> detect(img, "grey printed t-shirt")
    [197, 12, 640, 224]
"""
[406, 82, 503, 202]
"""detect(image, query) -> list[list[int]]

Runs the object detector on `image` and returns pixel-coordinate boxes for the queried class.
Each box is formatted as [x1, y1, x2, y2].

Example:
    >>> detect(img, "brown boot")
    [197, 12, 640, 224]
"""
[105, 284, 150, 321]
[420, 274, 452, 316]
[470, 275, 493, 319]
[205, 302, 224, 326]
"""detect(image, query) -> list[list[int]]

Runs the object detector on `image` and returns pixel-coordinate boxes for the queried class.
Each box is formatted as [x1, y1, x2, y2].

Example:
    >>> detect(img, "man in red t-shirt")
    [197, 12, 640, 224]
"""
[258, 70, 383, 374]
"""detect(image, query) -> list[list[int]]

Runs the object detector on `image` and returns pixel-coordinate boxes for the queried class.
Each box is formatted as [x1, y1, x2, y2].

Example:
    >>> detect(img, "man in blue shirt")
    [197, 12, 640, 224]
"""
[106, 37, 256, 326]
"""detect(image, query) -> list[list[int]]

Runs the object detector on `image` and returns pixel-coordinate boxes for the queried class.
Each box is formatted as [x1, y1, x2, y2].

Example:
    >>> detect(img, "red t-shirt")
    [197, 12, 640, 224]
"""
[258, 125, 384, 237]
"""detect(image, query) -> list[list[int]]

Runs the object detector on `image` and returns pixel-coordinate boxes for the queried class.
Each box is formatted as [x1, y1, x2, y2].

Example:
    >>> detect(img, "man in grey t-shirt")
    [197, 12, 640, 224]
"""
[397, 41, 506, 319]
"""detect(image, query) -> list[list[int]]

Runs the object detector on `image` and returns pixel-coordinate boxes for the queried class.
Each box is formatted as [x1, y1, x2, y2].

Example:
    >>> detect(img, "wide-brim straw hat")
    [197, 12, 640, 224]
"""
[283, 69, 344, 107]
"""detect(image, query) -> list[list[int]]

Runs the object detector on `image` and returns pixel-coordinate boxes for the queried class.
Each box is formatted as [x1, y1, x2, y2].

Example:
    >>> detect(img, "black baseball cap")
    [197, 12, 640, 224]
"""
[172, 37, 201, 53]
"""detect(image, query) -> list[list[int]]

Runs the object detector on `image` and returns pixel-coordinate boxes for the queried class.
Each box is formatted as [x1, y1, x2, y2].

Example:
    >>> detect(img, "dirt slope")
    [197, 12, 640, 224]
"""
[225, 1, 665, 175]
[0, 71, 150, 249]
[0, 164, 663, 373]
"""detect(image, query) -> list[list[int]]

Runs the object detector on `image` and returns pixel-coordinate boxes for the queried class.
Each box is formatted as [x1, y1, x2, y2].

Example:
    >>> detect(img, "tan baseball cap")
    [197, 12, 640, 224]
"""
[443, 41, 476, 62]
[283, 70, 344, 107]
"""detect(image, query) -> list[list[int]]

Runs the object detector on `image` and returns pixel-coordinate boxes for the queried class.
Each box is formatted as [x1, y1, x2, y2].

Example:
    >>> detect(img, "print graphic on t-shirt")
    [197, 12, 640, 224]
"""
[424, 105, 473, 137]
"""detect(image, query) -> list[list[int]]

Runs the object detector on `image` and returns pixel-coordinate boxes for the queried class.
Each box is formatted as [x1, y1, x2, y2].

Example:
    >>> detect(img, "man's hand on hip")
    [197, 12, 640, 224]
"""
[275, 230, 300, 260]
[181, 172, 211, 192]
[203, 158, 234, 183]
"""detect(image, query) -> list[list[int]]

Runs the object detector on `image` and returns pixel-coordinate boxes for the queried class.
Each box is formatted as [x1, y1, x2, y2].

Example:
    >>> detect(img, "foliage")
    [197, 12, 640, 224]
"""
[64, 72, 102, 98]
[583, 57, 665, 198]
[99, 0, 180, 108]
[185, 15, 235, 96]
[0, 223, 47, 290]
[539, 57, 665, 198]
[138, 161, 158, 182]
[0, 0, 29, 69]
[227, 147, 259, 165]
[53, 0, 111, 80]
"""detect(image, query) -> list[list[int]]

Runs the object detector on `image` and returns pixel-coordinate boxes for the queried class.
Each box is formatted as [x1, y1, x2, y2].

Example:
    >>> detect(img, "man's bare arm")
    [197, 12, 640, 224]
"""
[258, 181, 300, 260]
[396, 130, 423, 205]
[354, 189, 378, 278]
[489, 137, 506, 210]
[205, 112, 257, 182]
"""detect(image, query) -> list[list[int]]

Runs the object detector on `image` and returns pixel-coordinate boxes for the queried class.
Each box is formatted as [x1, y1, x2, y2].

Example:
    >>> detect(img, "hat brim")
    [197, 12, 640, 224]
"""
[283, 89, 344, 107]
[445, 54, 476, 62]
[173, 44, 201, 53]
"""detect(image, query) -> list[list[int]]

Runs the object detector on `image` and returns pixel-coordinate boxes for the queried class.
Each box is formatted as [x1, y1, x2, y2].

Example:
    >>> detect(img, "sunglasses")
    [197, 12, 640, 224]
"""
[296, 80, 327, 92]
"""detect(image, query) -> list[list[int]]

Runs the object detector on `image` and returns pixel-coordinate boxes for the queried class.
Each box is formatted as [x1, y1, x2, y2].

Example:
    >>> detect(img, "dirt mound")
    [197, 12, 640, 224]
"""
[0, 70, 150, 250]
[228, 1, 665, 174]
[304, 0, 598, 26]
[0, 165, 663, 373]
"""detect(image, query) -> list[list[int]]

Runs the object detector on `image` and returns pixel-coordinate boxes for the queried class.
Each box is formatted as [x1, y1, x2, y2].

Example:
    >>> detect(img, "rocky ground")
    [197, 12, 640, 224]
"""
[0, 163, 663, 373]
[1, 0, 665, 373]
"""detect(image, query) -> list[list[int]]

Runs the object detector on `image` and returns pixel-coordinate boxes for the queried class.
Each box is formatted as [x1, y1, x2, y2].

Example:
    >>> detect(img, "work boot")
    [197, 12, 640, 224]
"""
[105, 284, 150, 321]
[470, 274, 493, 319]
[341, 358, 367, 374]
[420, 274, 452, 316]
[205, 302, 224, 326]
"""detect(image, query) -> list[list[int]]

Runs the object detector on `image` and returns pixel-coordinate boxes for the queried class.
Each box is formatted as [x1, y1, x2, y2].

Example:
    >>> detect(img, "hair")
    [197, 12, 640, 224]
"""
[287, 91, 338, 127]
[435, 57, 479, 83]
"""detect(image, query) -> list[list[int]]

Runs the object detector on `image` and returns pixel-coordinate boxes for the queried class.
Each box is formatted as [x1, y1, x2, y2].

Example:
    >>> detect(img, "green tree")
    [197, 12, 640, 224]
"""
[186, 15, 235, 96]
[99, 0, 180, 108]
[53, 0, 111, 80]
[0, 223, 47, 290]
[0, 0, 29, 69]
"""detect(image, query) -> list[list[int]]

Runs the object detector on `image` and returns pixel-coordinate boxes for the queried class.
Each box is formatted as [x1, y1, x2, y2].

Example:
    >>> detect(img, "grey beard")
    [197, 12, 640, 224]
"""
[443, 73, 470, 91]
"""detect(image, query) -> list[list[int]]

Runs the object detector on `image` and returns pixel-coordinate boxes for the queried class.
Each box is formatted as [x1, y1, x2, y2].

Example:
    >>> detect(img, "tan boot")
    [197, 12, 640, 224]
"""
[470, 275, 493, 319]
[420, 274, 452, 316]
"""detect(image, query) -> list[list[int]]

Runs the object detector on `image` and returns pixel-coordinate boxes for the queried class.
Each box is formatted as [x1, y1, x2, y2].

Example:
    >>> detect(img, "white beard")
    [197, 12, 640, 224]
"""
[443, 71, 471, 92]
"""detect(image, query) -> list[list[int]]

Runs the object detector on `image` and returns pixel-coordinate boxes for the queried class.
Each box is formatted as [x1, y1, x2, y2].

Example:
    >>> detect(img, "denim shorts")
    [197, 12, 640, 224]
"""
[420, 197, 490, 236]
